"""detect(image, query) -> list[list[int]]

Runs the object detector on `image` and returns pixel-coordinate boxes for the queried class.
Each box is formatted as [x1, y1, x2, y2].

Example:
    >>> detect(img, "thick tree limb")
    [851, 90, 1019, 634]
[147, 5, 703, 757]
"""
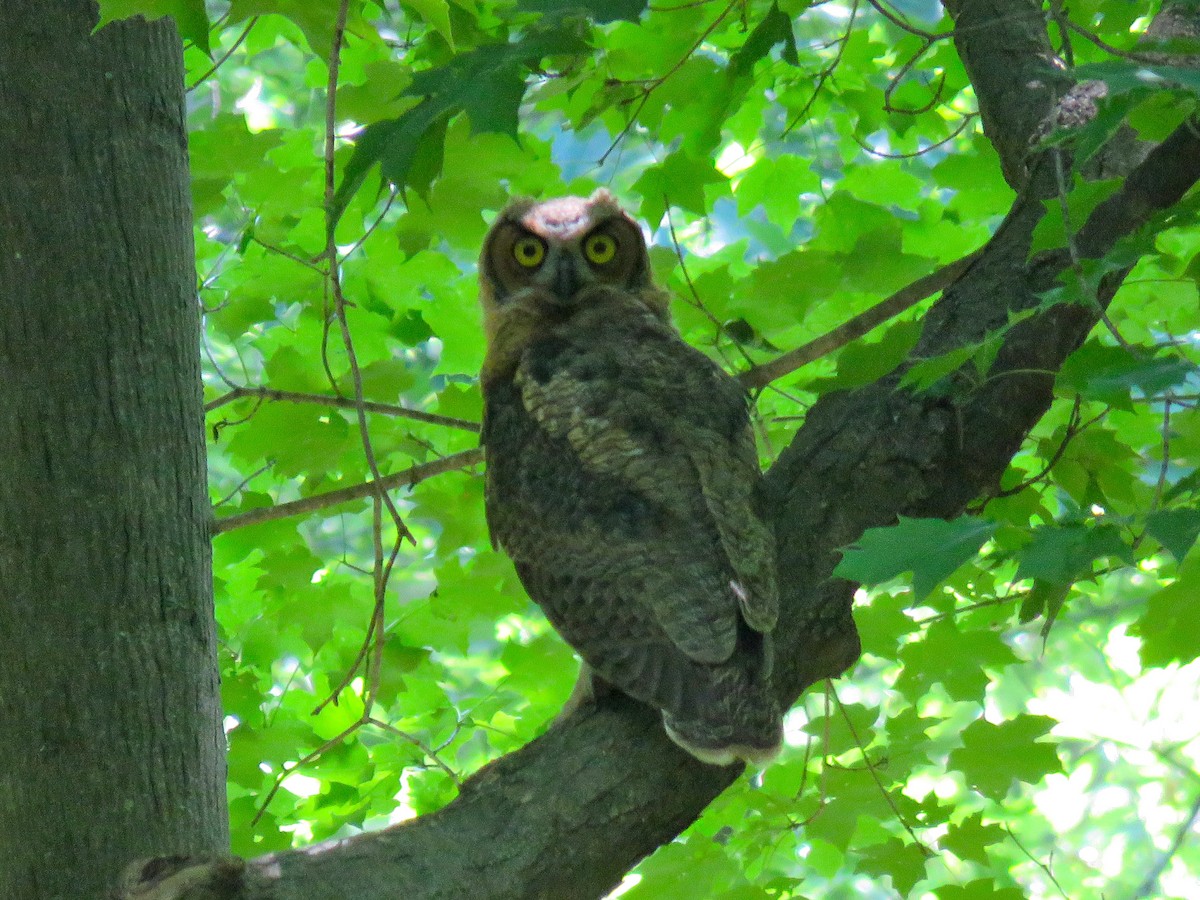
[142, 3, 1200, 898]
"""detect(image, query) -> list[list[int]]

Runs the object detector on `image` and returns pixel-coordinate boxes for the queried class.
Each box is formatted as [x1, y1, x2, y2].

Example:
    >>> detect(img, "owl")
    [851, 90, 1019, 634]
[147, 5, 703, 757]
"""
[478, 190, 782, 765]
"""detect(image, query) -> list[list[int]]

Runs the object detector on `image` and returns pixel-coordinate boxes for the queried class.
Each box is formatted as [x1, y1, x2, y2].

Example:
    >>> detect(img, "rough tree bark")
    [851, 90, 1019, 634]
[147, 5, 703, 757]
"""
[0, 3, 227, 898]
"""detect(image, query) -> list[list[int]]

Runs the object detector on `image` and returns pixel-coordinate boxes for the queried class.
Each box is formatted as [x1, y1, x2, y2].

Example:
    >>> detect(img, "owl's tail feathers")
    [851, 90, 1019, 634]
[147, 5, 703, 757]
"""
[661, 693, 784, 767]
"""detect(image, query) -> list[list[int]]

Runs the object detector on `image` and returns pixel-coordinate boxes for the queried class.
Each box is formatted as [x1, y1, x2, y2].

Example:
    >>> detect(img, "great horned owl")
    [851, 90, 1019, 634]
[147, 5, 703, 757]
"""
[478, 190, 781, 765]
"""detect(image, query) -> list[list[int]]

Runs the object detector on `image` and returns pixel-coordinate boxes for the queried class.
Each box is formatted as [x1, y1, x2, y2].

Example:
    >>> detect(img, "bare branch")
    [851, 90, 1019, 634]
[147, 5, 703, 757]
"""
[210, 448, 482, 535]
[204, 385, 480, 432]
[740, 251, 981, 388]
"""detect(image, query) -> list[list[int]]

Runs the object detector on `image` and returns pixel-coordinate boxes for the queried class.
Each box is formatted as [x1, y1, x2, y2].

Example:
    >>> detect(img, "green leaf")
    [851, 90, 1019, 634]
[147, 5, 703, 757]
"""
[841, 164, 925, 208]
[853, 593, 917, 659]
[802, 702, 878, 756]
[810, 321, 921, 392]
[857, 838, 929, 895]
[1131, 555, 1200, 668]
[895, 620, 1018, 704]
[805, 763, 902, 852]
[836, 516, 999, 600]
[941, 813, 1007, 865]
[1030, 179, 1122, 253]
[1164, 467, 1200, 504]
[899, 343, 981, 393]
[403, 0, 454, 48]
[623, 834, 748, 898]
[1057, 342, 1194, 410]
[334, 22, 590, 219]
[728, 2, 798, 77]
[228, 0, 364, 60]
[734, 155, 820, 223]
[1017, 579, 1071, 640]
[1145, 508, 1200, 562]
[1014, 522, 1133, 584]
[1076, 59, 1200, 99]
[948, 715, 1062, 800]
[732, 251, 834, 326]
[632, 150, 727, 226]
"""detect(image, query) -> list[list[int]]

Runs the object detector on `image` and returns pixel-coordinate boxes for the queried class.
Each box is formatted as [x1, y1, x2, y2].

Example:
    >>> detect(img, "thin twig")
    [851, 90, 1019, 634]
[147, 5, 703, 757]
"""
[883, 47, 946, 115]
[833, 689, 932, 856]
[210, 448, 483, 535]
[210, 393, 264, 440]
[1153, 397, 1173, 511]
[1132, 791, 1200, 899]
[366, 533, 404, 707]
[251, 722, 362, 826]
[649, 0, 720, 10]
[989, 396, 1106, 499]
[663, 203, 754, 371]
[248, 236, 326, 273]
[599, 0, 740, 164]
[866, 0, 950, 41]
[188, 17, 258, 92]
[851, 113, 977, 160]
[1047, 0, 1074, 67]
[1004, 825, 1069, 900]
[1051, 147, 1132, 350]
[739, 250, 981, 388]
[1129, 392, 1177, 550]
[322, 0, 415, 548]
[317, 2, 419, 734]
[914, 592, 1024, 625]
[1063, 19, 1164, 64]
[213, 462, 274, 508]
[780, 0, 859, 140]
[367, 717, 461, 785]
[344, 187, 400, 260]
[204, 385, 480, 432]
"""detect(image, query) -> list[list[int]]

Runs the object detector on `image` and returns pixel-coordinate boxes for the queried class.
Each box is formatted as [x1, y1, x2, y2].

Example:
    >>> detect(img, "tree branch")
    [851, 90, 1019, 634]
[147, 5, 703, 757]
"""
[739, 251, 982, 389]
[210, 449, 482, 535]
[1131, 790, 1200, 899]
[205, 385, 480, 433]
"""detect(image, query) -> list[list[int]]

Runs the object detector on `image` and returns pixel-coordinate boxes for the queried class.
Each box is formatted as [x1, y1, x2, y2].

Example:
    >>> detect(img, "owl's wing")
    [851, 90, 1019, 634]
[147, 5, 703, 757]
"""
[688, 423, 778, 634]
[511, 326, 777, 664]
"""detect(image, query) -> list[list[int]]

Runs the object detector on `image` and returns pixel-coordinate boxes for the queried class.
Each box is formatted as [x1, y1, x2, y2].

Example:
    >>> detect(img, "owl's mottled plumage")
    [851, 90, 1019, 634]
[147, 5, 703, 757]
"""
[479, 190, 781, 764]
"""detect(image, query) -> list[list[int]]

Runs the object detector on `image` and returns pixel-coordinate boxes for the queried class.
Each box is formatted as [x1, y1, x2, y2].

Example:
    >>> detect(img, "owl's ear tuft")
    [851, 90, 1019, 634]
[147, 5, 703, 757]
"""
[498, 196, 538, 221]
[586, 188, 622, 215]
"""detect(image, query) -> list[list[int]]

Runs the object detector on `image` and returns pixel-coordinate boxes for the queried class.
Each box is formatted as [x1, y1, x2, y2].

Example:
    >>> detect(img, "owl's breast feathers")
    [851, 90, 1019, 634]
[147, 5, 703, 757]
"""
[481, 295, 782, 763]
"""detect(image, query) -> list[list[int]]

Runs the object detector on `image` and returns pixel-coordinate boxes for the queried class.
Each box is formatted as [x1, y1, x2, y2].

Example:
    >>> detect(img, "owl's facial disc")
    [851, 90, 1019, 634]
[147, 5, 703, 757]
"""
[485, 200, 645, 307]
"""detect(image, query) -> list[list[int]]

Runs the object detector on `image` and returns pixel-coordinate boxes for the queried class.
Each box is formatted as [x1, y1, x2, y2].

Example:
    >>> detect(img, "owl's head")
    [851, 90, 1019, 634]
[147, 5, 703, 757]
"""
[479, 190, 665, 314]
[478, 190, 672, 384]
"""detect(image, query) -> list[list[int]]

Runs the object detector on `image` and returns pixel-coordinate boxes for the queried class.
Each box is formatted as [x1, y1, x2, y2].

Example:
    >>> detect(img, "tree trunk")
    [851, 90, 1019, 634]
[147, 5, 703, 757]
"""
[0, 3, 226, 898]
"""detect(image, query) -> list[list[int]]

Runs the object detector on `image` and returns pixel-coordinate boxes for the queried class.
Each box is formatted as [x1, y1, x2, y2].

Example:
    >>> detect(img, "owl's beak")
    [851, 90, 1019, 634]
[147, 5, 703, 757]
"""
[552, 256, 581, 301]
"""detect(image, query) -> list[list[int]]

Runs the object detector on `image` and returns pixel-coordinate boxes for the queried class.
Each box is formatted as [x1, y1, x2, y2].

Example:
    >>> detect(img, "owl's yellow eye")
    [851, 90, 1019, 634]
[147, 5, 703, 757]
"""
[512, 237, 546, 268]
[584, 233, 617, 265]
